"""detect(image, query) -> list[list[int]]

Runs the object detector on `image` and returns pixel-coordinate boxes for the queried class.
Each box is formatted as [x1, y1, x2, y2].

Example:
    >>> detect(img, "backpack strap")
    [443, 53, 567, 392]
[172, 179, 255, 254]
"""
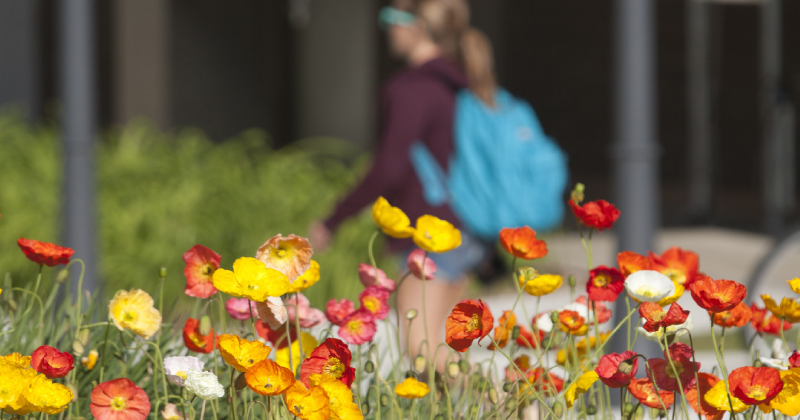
[409, 141, 449, 206]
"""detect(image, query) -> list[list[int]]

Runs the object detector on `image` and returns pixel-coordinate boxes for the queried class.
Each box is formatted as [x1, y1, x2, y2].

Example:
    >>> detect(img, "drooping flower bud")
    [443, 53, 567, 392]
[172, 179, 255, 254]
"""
[199, 315, 212, 336]
[571, 183, 585, 204]
[406, 309, 418, 320]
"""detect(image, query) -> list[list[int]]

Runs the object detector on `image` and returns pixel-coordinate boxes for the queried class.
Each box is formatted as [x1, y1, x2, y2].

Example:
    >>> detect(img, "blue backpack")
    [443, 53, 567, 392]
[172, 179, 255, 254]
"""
[410, 88, 568, 241]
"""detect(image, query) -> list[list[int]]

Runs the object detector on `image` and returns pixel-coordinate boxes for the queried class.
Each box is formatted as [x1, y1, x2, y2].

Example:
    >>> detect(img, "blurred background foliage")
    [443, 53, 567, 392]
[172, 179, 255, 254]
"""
[0, 112, 388, 309]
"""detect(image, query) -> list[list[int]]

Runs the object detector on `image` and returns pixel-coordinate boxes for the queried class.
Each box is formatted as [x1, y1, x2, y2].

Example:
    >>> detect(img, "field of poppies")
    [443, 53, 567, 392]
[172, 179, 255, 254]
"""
[2, 183, 800, 420]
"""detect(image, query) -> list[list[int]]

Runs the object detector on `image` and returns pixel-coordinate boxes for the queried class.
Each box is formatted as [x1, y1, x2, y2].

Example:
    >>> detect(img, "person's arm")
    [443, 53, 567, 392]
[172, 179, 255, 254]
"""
[324, 83, 428, 232]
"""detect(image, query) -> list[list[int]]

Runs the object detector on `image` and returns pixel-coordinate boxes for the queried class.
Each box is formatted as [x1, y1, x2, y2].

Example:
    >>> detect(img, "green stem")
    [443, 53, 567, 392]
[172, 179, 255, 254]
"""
[709, 319, 736, 418]
[229, 368, 238, 420]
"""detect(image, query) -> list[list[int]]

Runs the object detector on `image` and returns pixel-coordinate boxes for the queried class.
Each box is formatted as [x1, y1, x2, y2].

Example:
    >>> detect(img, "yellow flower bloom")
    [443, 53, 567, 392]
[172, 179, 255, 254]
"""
[245, 359, 295, 396]
[412, 215, 461, 253]
[256, 234, 314, 281]
[556, 333, 610, 366]
[519, 272, 562, 297]
[284, 381, 331, 420]
[309, 374, 363, 420]
[218, 334, 272, 372]
[81, 350, 98, 370]
[762, 294, 800, 322]
[657, 282, 685, 306]
[276, 332, 319, 374]
[3, 353, 32, 368]
[789, 278, 800, 295]
[0, 362, 36, 414]
[768, 368, 800, 416]
[290, 260, 320, 293]
[565, 371, 599, 409]
[213, 257, 292, 301]
[394, 377, 430, 399]
[372, 197, 415, 238]
[704, 380, 748, 413]
[23, 375, 73, 415]
[108, 289, 162, 340]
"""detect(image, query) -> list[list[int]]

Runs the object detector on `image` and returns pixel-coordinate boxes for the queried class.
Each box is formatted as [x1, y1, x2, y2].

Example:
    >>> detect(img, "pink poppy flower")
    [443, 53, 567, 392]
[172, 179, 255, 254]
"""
[359, 286, 390, 320]
[255, 297, 287, 329]
[182, 245, 221, 298]
[358, 264, 396, 292]
[338, 308, 377, 345]
[90, 378, 151, 420]
[285, 293, 325, 328]
[326, 299, 355, 326]
[407, 249, 437, 280]
[225, 298, 258, 321]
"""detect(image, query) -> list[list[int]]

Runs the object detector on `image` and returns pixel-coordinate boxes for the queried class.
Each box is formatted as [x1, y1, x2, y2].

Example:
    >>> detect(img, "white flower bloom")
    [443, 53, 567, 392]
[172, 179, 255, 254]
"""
[535, 313, 554, 333]
[162, 404, 187, 420]
[772, 338, 788, 359]
[759, 356, 790, 370]
[255, 296, 287, 329]
[185, 370, 225, 400]
[639, 315, 693, 342]
[164, 356, 205, 386]
[624, 270, 675, 303]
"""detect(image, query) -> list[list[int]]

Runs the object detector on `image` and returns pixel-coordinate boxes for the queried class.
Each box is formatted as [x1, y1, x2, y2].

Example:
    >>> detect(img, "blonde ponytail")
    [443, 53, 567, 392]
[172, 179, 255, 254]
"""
[460, 27, 497, 107]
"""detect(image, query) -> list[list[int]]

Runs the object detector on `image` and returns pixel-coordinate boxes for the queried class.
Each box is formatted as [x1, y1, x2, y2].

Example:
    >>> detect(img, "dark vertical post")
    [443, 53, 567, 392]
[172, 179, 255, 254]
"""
[687, 0, 713, 221]
[60, 0, 97, 294]
[0, 0, 40, 117]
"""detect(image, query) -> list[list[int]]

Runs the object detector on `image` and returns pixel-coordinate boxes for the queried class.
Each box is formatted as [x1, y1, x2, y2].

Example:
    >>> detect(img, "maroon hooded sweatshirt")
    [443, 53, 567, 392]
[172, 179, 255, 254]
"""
[325, 57, 468, 251]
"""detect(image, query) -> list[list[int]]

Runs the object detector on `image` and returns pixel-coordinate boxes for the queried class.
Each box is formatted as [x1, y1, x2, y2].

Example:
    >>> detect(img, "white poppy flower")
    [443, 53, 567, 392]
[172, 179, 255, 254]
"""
[639, 315, 693, 342]
[771, 338, 788, 359]
[535, 312, 554, 333]
[255, 296, 287, 329]
[624, 270, 675, 303]
[760, 339, 791, 370]
[164, 356, 205, 386]
[185, 370, 225, 400]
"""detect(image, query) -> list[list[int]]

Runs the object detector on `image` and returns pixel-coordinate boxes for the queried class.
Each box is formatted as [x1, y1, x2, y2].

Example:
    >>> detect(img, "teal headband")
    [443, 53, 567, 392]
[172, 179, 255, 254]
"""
[378, 6, 417, 29]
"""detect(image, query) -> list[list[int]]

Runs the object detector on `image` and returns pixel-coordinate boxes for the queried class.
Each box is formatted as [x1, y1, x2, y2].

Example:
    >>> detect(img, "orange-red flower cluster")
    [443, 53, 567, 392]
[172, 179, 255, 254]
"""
[182, 244, 221, 299]
[689, 276, 747, 313]
[445, 299, 493, 352]
[499, 226, 548, 259]
[639, 302, 689, 333]
[31, 345, 74, 379]
[568, 199, 620, 231]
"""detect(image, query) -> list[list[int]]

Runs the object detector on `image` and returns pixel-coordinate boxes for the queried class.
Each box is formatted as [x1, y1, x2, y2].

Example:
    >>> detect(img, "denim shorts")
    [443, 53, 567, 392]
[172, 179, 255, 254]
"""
[402, 232, 490, 283]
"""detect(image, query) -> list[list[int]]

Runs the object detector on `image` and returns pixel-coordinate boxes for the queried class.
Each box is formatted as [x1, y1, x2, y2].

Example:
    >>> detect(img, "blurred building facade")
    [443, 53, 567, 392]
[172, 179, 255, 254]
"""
[2, 0, 800, 230]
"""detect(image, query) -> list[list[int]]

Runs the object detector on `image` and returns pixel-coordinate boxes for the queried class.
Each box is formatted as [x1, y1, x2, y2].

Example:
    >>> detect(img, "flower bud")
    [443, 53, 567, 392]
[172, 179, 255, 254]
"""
[235, 372, 247, 390]
[511, 325, 520, 341]
[518, 267, 539, 286]
[550, 310, 560, 324]
[568, 275, 576, 288]
[380, 393, 390, 407]
[414, 356, 427, 373]
[658, 409, 668, 418]
[199, 315, 212, 336]
[72, 340, 85, 356]
[447, 362, 460, 379]
[502, 382, 513, 393]
[617, 358, 634, 375]
[623, 403, 634, 415]
[633, 405, 644, 420]
[364, 360, 375, 373]
[159, 267, 167, 278]
[55, 268, 70, 284]
[405, 309, 418, 320]
[586, 405, 597, 415]
[361, 402, 370, 415]
[459, 360, 470, 374]
[571, 183, 585, 204]
[488, 388, 499, 404]
[552, 402, 564, 418]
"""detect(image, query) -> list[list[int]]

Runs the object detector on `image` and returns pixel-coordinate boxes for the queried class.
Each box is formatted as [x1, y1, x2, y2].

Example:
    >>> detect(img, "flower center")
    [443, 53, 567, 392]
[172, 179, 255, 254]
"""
[635, 287, 659, 298]
[747, 386, 768, 401]
[363, 297, 380, 314]
[665, 361, 684, 378]
[122, 310, 138, 323]
[111, 396, 127, 411]
[294, 404, 305, 414]
[347, 320, 363, 334]
[323, 357, 345, 378]
[176, 371, 187, 380]
[593, 275, 610, 288]
[466, 314, 481, 333]
[649, 309, 666, 322]
[200, 265, 214, 277]
[189, 332, 207, 348]
[663, 269, 686, 285]
[277, 249, 287, 258]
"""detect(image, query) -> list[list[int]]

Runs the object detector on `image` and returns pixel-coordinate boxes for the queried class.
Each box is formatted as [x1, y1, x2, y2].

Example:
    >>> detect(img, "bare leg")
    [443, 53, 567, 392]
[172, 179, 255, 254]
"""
[397, 276, 468, 373]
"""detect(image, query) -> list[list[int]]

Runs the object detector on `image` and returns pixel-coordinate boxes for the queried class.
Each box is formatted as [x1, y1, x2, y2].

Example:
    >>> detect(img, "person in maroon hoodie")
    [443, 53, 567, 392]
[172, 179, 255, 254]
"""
[310, 0, 497, 373]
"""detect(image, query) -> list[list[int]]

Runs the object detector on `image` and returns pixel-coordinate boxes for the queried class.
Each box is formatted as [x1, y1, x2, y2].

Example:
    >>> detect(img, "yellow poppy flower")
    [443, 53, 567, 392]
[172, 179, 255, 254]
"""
[372, 197, 415, 238]
[212, 257, 292, 301]
[0, 362, 36, 414]
[218, 334, 272, 372]
[395, 377, 430, 399]
[81, 350, 98, 370]
[245, 359, 295, 396]
[768, 368, 800, 416]
[704, 380, 748, 413]
[276, 332, 319, 374]
[290, 260, 320, 293]
[657, 282, 685, 306]
[762, 294, 800, 323]
[284, 381, 331, 420]
[23, 375, 73, 415]
[309, 374, 363, 420]
[3, 353, 32, 368]
[519, 271, 562, 297]
[565, 371, 599, 409]
[108, 289, 162, 340]
[789, 278, 800, 296]
[412, 215, 461, 253]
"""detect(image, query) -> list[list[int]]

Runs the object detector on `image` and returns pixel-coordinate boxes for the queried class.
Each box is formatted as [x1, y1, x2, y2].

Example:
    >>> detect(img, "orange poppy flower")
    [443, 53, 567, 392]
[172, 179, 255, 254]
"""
[182, 245, 221, 299]
[628, 378, 675, 409]
[17, 238, 74, 267]
[647, 343, 699, 392]
[586, 266, 625, 302]
[499, 227, 548, 260]
[685, 372, 724, 420]
[728, 366, 784, 405]
[649, 247, 700, 287]
[750, 304, 792, 336]
[568, 199, 620, 232]
[639, 302, 689, 333]
[217, 334, 272, 372]
[445, 299, 494, 352]
[283, 381, 330, 420]
[488, 311, 516, 350]
[244, 359, 295, 396]
[712, 302, 752, 328]
[617, 251, 650, 277]
[90, 378, 151, 420]
[688, 276, 747, 313]
[31, 345, 74, 379]
[299, 338, 356, 388]
[557, 310, 588, 335]
[182, 318, 216, 353]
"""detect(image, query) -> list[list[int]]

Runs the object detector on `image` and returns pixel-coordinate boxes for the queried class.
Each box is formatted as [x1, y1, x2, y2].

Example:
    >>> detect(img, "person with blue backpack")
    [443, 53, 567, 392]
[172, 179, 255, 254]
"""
[309, 0, 567, 374]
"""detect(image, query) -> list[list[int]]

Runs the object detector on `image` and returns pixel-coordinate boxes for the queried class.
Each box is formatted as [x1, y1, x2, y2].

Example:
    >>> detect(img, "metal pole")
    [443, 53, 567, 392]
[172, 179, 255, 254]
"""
[60, 0, 97, 295]
[611, 0, 660, 361]
[687, 0, 713, 221]
[760, 0, 784, 234]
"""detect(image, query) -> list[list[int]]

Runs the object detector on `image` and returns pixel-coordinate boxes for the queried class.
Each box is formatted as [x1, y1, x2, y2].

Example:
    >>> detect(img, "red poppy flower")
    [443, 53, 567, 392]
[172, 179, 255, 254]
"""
[254, 322, 297, 349]
[488, 311, 516, 350]
[685, 372, 724, 420]
[617, 251, 650, 277]
[300, 338, 356, 388]
[586, 266, 625, 302]
[728, 366, 783, 405]
[527, 367, 564, 396]
[750, 304, 792, 336]
[337, 308, 377, 345]
[516, 324, 545, 349]
[649, 247, 700, 288]
[789, 351, 800, 368]
[31, 345, 74, 379]
[689, 276, 747, 313]
[639, 302, 689, 333]
[445, 299, 494, 352]
[182, 244, 221, 299]
[629, 378, 674, 409]
[182, 318, 216, 353]
[499, 227, 548, 259]
[17, 238, 74, 267]
[90, 378, 151, 420]
[359, 286, 390, 321]
[647, 343, 700, 392]
[595, 351, 638, 388]
[325, 298, 355, 326]
[568, 199, 620, 231]
[557, 310, 587, 335]
[712, 302, 752, 328]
